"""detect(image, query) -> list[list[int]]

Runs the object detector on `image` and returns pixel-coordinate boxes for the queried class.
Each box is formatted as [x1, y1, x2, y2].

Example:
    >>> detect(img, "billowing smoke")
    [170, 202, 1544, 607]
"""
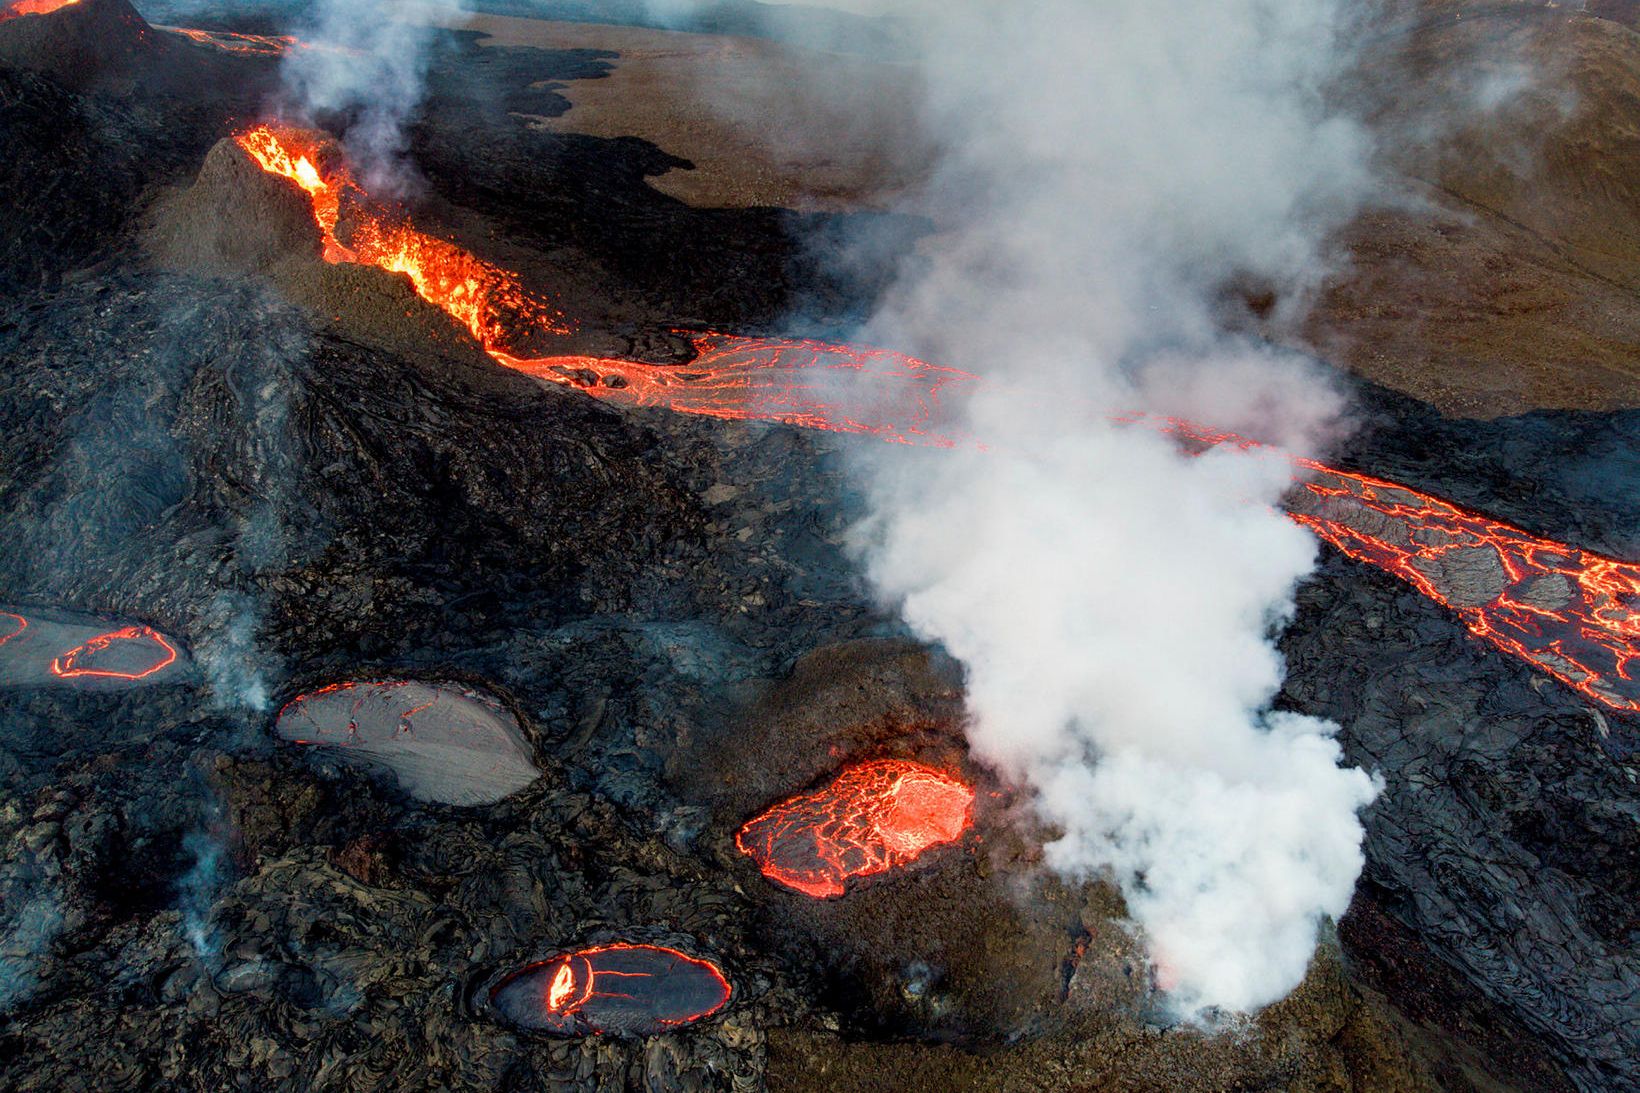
[842, 0, 1386, 1017]
[280, 0, 463, 187]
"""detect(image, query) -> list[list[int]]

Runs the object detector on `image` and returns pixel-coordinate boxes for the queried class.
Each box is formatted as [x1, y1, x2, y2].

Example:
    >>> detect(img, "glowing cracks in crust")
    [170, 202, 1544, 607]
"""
[490, 944, 731, 1036]
[1289, 464, 1640, 713]
[161, 27, 305, 56]
[273, 679, 541, 806]
[736, 759, 975, 899]
[1152, 415, 1640, 714]
[49, 626, 179, 682]
[495, 334, 976, 447]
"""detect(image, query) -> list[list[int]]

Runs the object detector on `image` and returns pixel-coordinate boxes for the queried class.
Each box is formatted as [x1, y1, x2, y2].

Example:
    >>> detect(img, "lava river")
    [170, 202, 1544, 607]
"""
[234, 124, 1640, 714]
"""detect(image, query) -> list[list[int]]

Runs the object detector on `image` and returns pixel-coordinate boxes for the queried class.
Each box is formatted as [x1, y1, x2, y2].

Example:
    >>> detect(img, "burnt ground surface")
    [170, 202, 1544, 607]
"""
[0, 4, 1636, 1091]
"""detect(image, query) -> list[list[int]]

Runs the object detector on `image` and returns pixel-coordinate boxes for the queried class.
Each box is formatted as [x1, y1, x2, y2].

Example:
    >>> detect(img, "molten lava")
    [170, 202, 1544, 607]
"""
[234, 125, 965, 443]
[489, 943, 731, 1036]
[49, 625, 178, 682]
[233, 125, 571, 335]
[0, 612, 26, 650]
[736, 759, 975, 898]
[1149, 415, 1640, 712]
[162, 26, 304, 56]
[229, 126, 1640, 710]
[1289, 464, 1640, 712]
[496, 334, 974, 446]
[0, 0, 81, 21]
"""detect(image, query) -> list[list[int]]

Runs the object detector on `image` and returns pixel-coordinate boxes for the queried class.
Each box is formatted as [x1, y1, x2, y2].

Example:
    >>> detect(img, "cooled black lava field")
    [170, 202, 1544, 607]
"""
[0, 1, 1636, 1091]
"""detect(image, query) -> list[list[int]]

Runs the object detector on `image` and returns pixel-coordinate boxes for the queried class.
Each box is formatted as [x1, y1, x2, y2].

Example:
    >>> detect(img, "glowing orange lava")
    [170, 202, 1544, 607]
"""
[162, 26, 303, 56]
[0, 0, 80, 21]
[1145, 415, 1640, 712]
[0, 612, 26, 650]
[1289, 463, 1640, 712]
[233, 125, 571, 335]
[736, 759, 975, 898]
[492, 943, 731, 1035]
[49, 625, 178, 682]
[231, 126, 1640, 711]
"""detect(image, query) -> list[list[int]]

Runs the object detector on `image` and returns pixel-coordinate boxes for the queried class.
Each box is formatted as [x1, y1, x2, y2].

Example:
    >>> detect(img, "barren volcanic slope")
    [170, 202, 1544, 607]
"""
[0, 2, 1637, 1093]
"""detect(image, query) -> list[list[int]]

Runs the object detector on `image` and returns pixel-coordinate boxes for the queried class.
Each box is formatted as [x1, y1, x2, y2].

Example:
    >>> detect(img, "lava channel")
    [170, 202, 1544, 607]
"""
[49, 625, 178, 682]
[489, 944, 731, 1036]
[234, 125, 970, 445]
[0, 0, 81, 20]
[1150, 415, 1640, 713]
[228, 126, 1640, 710]
[161, 26, 307, 55]
[1288, 462, 1640, 712]
[736, 759, 975, 898]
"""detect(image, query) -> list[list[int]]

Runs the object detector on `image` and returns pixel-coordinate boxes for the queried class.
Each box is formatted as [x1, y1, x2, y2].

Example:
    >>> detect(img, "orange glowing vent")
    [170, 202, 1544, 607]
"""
[736, 759, 975, 898]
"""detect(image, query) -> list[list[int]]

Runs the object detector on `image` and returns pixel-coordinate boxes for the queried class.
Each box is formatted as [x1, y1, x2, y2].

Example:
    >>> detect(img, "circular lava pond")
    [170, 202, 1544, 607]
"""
[488, 944, 731, 1036]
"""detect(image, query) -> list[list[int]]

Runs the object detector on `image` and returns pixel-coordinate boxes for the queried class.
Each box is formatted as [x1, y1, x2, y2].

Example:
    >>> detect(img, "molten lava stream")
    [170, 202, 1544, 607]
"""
[162, 27, 305, 56]
[234, 125, 969, 444]
[490, 943, 731, 1035]
[229, 126, 1640, 711]
[0, 0, 80, 20]
[49, 625, 178, 682]
[736, 759, 975, 898]
[1288, 461, 1640, 712]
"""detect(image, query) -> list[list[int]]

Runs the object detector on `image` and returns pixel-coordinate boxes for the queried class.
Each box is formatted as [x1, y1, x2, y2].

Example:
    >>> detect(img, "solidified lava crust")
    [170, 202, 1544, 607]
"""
[736, 759, 975, 898]
[487, 943, 731, 1037]
[48, 625, 178, 682]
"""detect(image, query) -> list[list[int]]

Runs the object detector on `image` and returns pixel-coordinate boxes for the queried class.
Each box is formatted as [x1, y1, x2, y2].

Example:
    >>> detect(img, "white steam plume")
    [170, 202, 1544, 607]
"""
[281, 0, 463, 187]
[844, 0, 1385, 1018]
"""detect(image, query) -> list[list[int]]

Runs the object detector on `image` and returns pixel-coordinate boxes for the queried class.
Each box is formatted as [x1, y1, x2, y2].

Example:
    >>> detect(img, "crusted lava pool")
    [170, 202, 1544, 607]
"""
[487, 943, 731, 1036]
[736, 759, 975, 898]
[49, 625, 178, 682]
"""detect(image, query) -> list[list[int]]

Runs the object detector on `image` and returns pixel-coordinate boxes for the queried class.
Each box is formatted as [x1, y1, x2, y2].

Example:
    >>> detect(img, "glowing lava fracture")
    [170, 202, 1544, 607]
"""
[488, 943, 731, 1036]
[48, 625, 178, 682]
[736, 759, 975, 898]
[234, 125, 1640, 713]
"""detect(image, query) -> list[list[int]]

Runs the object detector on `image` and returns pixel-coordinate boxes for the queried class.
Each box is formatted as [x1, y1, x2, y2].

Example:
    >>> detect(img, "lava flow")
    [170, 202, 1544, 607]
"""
[489, 943, 731, 1036]
[230, 125, 1640, 711]
[234, 125, 968, 444]
[0, 612, 26, 649]
[736, 759, 975, 898]
[162, 27, 305, 56]
[234, 125, 571, 337]
[1288, 463, 1640, 712]
[0, 0, 80, 20]
[49, 625, 178, 682]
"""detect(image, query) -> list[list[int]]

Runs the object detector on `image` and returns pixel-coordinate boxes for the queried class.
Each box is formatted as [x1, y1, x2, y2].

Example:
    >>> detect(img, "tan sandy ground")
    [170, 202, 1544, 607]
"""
[449, 12, 930, 211]
[427, 5, 1640, 416]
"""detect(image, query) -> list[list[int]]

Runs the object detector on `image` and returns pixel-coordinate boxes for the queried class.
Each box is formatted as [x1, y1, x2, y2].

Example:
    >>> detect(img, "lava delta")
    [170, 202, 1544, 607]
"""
[1, 0, 1638, 1091]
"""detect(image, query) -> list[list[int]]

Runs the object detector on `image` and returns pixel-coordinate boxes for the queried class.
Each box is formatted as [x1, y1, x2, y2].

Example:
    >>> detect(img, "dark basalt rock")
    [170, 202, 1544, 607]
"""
[0, 13, 1632, 1093]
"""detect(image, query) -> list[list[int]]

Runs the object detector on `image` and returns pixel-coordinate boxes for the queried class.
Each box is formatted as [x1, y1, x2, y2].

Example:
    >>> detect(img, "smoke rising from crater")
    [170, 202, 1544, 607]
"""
[840, 0, 1385, 1016]
[280, 0, 462, 187]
